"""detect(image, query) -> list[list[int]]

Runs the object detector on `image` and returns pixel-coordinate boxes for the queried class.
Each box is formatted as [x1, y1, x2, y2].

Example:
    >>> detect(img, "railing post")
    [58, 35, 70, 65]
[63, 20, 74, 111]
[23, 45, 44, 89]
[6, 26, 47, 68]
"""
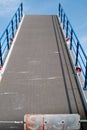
[18, 8, 20, 23]
[83, 61, 87, 90]
[15, 13, 18, 30]
[61, 9, 63, 22]
[11, 20, 14, 38]
[63, 13, 65, 29]
[70, 29, 73, 50]
[66, 20, 68, 38]
[21, 3, 23, 17]
[0, 41, 3, 66]
[75, 41, 79, 66]
[59, 3, 61, 17]
[6, 29, 9, 50]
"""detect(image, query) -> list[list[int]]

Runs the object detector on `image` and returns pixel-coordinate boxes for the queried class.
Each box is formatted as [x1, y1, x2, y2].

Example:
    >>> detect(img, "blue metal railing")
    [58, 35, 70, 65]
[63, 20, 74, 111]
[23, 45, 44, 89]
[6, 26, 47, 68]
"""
[58, 3, 87, 90]
[0, 3, 23, 66]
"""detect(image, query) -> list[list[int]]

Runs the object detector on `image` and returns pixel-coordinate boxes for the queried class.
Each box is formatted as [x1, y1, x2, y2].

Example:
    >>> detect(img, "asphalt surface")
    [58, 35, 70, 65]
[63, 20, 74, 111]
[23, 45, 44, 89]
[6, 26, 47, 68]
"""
[0, 15, 86, 130]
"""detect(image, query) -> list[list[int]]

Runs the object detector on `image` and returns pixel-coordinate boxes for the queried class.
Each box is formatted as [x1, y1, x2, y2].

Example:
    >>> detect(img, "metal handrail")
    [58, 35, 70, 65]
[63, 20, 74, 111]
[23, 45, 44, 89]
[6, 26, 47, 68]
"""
[58, 3, 87, 90]
[0, 3, 23, 66]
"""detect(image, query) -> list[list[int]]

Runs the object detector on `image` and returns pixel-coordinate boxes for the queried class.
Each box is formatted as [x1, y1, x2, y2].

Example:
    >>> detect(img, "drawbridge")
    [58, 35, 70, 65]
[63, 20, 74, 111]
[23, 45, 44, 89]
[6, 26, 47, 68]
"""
[0, 3, 87, 130]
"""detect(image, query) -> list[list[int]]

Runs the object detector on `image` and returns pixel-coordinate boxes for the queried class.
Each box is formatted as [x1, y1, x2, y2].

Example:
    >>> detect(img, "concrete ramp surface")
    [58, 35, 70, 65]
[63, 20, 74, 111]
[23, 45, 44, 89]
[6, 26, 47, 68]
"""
[0, 15, 86, 129]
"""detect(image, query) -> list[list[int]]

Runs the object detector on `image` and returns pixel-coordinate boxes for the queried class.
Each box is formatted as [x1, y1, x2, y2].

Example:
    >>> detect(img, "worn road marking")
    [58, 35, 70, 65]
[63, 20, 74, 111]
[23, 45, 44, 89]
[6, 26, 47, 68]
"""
[0, 92, 17, 95]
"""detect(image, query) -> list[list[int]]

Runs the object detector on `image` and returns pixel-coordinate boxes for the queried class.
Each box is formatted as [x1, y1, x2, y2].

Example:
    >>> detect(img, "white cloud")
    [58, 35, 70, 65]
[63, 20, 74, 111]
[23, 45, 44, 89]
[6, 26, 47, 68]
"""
[80, 35, 87, 44]
[0, 0, 21, 17]
[78, 23, 87, 30]
[80, 35, 87, 51]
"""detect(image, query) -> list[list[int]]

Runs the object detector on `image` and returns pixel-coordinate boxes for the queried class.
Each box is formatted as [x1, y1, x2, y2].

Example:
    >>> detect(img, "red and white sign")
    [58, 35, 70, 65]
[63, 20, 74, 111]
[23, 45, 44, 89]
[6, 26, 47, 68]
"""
[66, 38, 70, 44]
[75, 66, 82, 73]
[10, 38, 13, 43]
[0, 66, 2, 71]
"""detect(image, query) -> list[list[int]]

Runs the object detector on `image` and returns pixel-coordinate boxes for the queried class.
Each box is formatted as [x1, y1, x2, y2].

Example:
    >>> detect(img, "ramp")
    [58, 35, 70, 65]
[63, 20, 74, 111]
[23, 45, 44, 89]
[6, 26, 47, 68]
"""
[0, 15, 86, 129]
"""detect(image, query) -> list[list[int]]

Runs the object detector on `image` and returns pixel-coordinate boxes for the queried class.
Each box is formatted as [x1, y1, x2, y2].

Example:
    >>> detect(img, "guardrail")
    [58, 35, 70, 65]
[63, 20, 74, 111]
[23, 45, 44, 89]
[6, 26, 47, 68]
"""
[58, 3, 87, 90]
[0, 3, 23, 67]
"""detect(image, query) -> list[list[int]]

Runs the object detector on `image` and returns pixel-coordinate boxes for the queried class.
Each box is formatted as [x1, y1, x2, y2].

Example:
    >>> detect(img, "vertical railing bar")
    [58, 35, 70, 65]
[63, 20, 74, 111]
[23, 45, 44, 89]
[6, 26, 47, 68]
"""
[70, 29, 73, 50]
[83, 61, 87, 90]
[59, 3, 61, 17]
[66, 20, 68, 38]
[21, 3, 23, 17]
[15, 13, 18, 30]
[0, 41, 3, 66]
[63, 13, 65, 29]
[61, 8, 63, 22]
[18, 8, 20, 23]
[11, 20, 14, 38]
[6, 29, 9, 50]
[75, 41, 79, 66]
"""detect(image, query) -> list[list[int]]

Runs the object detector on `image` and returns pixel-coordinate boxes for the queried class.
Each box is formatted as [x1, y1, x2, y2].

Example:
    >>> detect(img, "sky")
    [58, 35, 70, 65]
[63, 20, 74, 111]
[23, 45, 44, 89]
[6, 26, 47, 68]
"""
[0, 0, 87, 50]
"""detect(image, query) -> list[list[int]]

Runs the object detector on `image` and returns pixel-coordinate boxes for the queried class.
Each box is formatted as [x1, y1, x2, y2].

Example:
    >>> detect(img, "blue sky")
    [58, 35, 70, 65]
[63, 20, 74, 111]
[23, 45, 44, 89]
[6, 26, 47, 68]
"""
[0, 0, 87, 50]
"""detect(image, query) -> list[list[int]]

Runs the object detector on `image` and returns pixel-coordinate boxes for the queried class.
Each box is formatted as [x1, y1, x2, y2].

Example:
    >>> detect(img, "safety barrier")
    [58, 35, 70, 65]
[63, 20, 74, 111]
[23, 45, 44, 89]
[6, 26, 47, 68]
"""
[58, 3, 87, 90]
[0, 3, 23, 67]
